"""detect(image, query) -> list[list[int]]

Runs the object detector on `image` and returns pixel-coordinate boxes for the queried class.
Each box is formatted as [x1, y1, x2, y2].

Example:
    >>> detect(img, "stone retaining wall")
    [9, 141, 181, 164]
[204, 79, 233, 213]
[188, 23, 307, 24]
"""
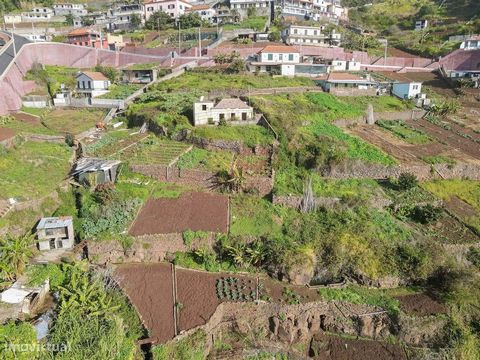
[323, 161, 480, 180]
[329, 88, 377, 97]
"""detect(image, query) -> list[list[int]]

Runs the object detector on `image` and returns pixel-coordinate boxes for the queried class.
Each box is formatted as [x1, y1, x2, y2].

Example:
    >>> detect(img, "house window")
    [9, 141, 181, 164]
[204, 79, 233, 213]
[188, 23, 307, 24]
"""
[267, 53, 273, 61]
[57, 240, 63, 249]
[202, 104, 207, 111]
[288, 54, 294, 61]
[412, 85, 418, 90]
[77, 81, 80, 88]
[82, 80, 86, 89]
[88, 81, 91, 89]
[219, 113, 225, 120]
[45, 229, 54, 236]
[49, 239, 56, 250]
[279, 54, 283, 61]
[231, 113, 235, 120]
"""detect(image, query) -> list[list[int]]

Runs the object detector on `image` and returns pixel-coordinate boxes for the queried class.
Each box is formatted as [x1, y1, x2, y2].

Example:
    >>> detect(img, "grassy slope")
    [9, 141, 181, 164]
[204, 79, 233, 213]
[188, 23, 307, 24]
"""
[0, 141, 71, 200]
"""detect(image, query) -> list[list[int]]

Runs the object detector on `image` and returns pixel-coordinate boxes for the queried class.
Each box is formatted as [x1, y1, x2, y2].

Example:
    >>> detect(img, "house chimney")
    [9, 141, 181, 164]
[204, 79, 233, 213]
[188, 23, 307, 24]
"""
[200, 96, 204, 101]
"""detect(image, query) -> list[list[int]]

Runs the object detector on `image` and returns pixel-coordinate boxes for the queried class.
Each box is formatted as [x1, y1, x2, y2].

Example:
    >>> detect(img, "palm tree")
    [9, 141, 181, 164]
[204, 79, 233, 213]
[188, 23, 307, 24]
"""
[215, 158, 246, 193]
[0, 234, 36, 280]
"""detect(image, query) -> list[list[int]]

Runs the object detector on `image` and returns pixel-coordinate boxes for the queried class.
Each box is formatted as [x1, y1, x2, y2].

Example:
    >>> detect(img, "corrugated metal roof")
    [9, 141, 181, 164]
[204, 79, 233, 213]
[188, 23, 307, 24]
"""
[37, 216, 73, 230]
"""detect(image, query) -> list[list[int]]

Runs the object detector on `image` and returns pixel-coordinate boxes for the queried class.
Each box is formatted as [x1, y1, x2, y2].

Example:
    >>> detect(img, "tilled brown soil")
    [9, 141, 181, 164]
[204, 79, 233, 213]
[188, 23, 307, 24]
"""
[396, 294, 447, 317]
[115, 263, 175, 344]
[176, 269, 222, 331]
[309, 332, 407, 360]
[12, 112, 40, 124]
[0, 128, 16, 141]
[129, 192, 229, 236]
[406, 119, 480, 160]
[445, 196, 478, 220]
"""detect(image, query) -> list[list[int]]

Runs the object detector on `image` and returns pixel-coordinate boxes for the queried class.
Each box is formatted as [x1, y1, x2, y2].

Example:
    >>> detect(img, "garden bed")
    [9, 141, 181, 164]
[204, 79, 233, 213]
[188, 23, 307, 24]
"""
[396, 294, 447, 317]
[115, 263, 175, 344]
[310, 332, 407, 360]
[129, 192, 229, 236]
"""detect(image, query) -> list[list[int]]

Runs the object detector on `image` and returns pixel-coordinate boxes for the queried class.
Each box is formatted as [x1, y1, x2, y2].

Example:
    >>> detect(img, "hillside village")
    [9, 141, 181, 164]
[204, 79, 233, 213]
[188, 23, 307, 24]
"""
[0, 0, 479, 359]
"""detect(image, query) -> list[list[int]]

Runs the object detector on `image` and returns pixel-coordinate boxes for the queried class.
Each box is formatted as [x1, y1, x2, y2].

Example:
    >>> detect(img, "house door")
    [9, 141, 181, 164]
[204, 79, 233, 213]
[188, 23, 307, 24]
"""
[49, 239, 56, 250]
[231, 113, 235, 120]
[242, 112, 247, 121]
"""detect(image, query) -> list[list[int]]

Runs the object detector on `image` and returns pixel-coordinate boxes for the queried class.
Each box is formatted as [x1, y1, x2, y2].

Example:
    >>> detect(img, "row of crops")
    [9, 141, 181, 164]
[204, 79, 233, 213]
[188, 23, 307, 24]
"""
[215, 277, 264, 302]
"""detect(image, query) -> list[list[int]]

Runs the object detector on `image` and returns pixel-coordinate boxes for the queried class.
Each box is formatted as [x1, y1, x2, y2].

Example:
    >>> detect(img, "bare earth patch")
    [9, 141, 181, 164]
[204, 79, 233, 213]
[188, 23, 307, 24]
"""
[129, 192, 229, 236]
[396, 294, 447, 317]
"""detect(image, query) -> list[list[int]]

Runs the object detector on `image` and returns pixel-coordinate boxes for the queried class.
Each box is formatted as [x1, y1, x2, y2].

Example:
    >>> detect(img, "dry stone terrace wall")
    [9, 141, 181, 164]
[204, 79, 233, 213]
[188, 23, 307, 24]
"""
[0, 43, 171, 114]
[323, 161, 480, 180]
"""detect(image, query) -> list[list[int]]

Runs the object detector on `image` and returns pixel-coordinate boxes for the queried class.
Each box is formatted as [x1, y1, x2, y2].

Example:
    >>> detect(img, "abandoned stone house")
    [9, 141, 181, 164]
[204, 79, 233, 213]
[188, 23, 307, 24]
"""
[36, 216, 74, 251]
[193, 97, 254, 126]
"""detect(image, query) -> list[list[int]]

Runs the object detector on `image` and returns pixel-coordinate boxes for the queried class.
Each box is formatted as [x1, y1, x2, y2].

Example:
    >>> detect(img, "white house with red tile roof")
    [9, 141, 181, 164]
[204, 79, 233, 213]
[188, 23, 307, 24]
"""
[249, 45, 301, 76]
[144, 0, 192, 20]
[193, 97, 254, 125]
[186, 4, 216, 23]
[76, 71, 111, 97]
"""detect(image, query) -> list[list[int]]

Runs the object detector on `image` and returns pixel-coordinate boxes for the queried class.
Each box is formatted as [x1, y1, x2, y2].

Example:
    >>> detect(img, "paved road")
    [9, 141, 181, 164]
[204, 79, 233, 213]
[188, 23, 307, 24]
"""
[0, 31, 30, 75]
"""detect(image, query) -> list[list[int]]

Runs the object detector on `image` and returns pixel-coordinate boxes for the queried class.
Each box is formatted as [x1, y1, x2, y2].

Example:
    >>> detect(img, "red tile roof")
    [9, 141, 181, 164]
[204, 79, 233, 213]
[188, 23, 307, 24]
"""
[187, 4, 211, 11]
[68, 27, 97, 36]
[78, 71, 109, 81]
[260, 45, 299, 54]
[327, 72, 364, 81]
[214, 98, 251, 110]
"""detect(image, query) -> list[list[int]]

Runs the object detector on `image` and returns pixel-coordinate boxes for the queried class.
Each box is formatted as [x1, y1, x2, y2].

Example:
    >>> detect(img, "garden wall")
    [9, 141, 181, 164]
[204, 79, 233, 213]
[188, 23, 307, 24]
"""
[333, 109, 427, 127]
[323, 161, 480, 180]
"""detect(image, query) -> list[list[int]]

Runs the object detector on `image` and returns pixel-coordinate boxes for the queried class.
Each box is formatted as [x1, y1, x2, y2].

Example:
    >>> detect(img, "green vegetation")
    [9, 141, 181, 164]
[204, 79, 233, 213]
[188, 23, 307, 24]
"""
[318, 286, 401, 316]
[42, 108, 106, 135]
[25, 64, 78, 97]
[0, 321, 38, 360]
[192, 125, 274, 148]
[154, 70, 315, 92]
[98, 84, 142, 99]
[0, 234, 36, 284]
[307, 116, 396, 165]
[422, 155, 456, 166]
[182, 229, 208, 246]
[177, 147, 233, 172]
[0, 141, 71, 200]
[422, 180, 480, 231]
[223, 16, 268, 31]
[153, 329, 206, 360]
[377, 119, 432, 144]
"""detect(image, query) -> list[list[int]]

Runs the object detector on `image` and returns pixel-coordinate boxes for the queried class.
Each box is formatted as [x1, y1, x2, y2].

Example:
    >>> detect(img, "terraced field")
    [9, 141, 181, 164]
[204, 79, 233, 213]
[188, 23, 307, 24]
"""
[123, 138, 192, 166]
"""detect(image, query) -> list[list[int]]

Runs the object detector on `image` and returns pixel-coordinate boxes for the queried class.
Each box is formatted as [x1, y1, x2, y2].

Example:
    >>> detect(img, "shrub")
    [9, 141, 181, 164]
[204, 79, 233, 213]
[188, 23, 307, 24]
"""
[397, 172, 418, 190]
[466, 247, 480, 269]
[410, 204, 442, 224]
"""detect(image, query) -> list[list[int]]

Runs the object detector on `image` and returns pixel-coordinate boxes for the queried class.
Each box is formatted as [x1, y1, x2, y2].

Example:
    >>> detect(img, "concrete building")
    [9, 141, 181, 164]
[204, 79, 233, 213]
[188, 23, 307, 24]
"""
[392, 82, 422, 99]
[193, 97, 254, 125]
[460, 36, 480, 51]
[328, 59, 360, 71]
[316, 72, 377, 95]
[282, 24, 341, 47]
[414, 19, 428, 31]
[249, 45, 300, 76]
[144, 0, 192, 20]
[53, 3, 88, 16]
[76, 71, 111, 97]
[22, 8, 55, 22]
[108, 3, 145, 30]
[186, 4, 217, 24]
[3, 15, 22, 24]
[280, 0, 346, 23]
[36, 216, 74, 251]
[67, 28, 109, 49]
[229, 0, 272, 19]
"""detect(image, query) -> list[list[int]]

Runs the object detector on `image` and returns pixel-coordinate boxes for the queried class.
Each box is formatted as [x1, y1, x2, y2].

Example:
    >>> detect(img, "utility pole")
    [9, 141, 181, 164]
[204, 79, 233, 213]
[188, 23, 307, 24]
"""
[178, 20, 181, 55]
[198, 26, 201, 58]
